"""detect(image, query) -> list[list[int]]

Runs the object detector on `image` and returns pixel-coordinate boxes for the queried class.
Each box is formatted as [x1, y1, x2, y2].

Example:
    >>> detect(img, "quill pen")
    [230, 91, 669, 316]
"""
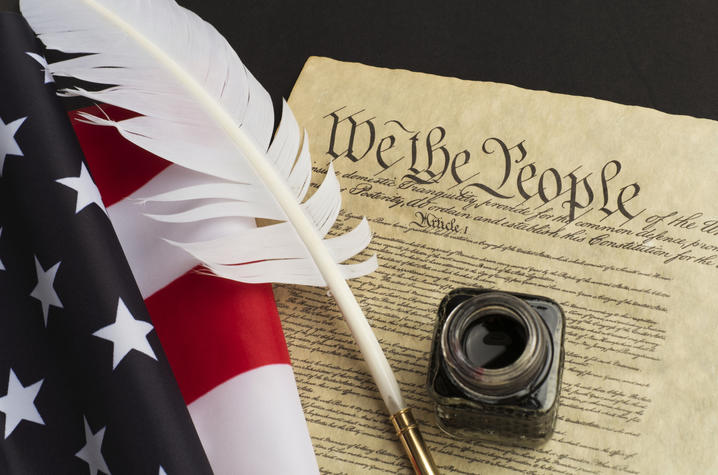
[20, 0, 438, 472]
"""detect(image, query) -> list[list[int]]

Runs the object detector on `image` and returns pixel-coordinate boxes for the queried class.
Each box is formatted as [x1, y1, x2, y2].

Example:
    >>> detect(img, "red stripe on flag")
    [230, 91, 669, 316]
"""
[145, 271, 290, 404]
[70, 106, 171, 207]
[71, 107, 290, 404]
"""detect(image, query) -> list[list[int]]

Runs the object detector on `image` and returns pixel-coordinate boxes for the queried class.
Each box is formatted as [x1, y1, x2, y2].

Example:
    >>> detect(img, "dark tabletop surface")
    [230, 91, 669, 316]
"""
[2, 0, 718, 123]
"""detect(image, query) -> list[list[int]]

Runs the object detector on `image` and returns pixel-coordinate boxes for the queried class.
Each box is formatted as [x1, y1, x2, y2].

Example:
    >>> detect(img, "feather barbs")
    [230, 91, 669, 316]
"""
[22, 0, 376, 288]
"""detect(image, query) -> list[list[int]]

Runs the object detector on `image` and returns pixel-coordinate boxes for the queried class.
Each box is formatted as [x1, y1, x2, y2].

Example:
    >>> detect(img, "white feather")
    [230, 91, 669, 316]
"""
[22, 0, 376, 286]
[21, 0, 405, 423]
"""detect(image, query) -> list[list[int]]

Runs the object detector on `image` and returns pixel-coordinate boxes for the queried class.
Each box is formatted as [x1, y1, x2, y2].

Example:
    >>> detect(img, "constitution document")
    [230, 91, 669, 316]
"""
[278, 57, 718, 474]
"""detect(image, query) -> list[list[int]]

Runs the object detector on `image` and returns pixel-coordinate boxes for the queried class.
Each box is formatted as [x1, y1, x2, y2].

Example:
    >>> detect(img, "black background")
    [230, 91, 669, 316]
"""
[2, 0, 718, 122]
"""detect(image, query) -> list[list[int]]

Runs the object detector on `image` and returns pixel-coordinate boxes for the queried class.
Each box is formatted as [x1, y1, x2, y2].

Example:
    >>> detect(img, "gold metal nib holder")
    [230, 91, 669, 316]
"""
[390, 408, 440, 475]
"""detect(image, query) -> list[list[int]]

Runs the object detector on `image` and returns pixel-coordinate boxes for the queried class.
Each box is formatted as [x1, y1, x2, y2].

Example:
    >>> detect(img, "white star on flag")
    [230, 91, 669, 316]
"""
[75, 417, 111, 475]
[29, 256, 63, 327]
[0, 228, 5, 271]
[56, 162, 108, 215]
[159, 466, 167, 475]
[0, 369, 44, 438]
[25, 52, 54, 84]
[93, 298, 157, 370]
[0, 115, 26, 177]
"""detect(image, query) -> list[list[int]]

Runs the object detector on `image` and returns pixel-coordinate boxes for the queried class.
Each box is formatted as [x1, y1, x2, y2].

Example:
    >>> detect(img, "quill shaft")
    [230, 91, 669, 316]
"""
[75, 0, 406, 414]
[22, 1, 440, 471]
[237, 126, 405, 414]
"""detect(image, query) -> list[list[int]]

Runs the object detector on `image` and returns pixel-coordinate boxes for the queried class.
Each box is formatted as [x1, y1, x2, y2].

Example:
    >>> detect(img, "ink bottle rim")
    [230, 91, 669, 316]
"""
[440, 291, 553, 402]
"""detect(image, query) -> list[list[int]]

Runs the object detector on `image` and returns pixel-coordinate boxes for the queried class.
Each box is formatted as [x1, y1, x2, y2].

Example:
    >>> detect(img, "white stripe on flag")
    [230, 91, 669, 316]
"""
[108, 165, 255, 298]
[188, 364, 320, 475]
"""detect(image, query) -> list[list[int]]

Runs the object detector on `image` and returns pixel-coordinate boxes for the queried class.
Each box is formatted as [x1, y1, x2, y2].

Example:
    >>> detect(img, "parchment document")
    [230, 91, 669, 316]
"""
[279, 57, 718, 474]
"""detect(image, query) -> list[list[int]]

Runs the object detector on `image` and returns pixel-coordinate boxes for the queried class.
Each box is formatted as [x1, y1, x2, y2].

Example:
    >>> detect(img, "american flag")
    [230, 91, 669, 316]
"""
[1, 13, 318, 474]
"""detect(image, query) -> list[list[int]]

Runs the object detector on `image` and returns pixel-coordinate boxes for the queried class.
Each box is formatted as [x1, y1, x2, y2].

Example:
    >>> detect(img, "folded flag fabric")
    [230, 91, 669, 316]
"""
[1, 13, 319, 474]
[73, 105, 319, 474]
[0, 13, 212, 474]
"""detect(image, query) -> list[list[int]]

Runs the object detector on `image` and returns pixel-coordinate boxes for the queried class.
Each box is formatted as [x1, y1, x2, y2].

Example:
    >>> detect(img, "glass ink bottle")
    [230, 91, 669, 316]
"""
[426, 288, 565, 444]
